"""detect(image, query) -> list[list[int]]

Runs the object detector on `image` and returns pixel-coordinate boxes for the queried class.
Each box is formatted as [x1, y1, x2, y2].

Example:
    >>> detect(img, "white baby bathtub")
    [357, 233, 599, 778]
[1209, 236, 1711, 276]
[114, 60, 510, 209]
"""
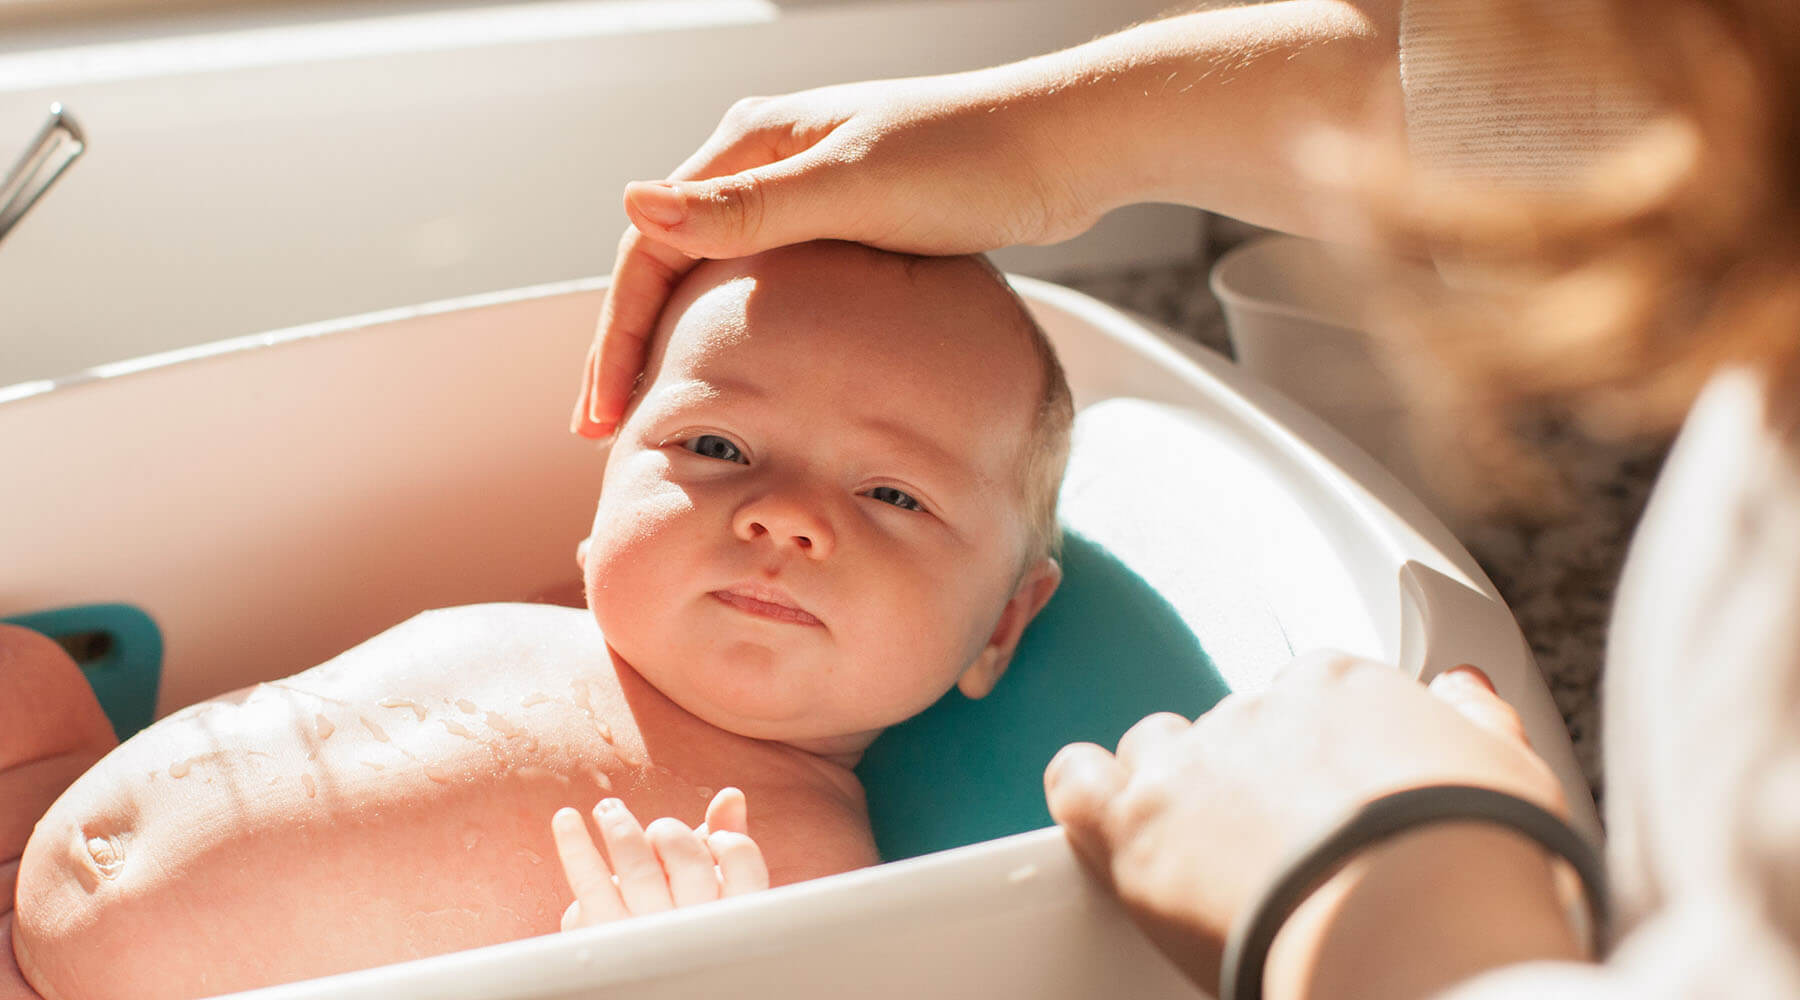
[1, 275, 1593, 999]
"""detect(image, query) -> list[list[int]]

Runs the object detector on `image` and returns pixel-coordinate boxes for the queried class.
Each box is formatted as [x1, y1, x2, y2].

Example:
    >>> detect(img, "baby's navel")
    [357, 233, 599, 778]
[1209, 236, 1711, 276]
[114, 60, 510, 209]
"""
[82, 831, 129, 880]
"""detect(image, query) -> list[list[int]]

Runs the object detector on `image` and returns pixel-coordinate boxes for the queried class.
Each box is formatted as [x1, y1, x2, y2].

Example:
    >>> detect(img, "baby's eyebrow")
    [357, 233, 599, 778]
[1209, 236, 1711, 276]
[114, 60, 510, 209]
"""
[645, 377, 766, 411]
[853, 415, 994, 493]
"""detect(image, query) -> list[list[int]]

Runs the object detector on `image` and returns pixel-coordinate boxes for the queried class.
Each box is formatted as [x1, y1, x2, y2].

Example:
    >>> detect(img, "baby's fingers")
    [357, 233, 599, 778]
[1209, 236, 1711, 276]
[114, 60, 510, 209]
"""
[551, 807, 627, 926]
[594, 798, 675, 915]
[703, 786, 750, 836]
[707, 830, 770, 897]
[647, 817, 719, 907]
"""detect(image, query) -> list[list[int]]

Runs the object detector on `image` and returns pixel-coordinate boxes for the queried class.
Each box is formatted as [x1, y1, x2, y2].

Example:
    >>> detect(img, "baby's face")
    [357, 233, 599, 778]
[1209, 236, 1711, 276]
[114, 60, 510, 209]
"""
[583, 243, 1059, 759]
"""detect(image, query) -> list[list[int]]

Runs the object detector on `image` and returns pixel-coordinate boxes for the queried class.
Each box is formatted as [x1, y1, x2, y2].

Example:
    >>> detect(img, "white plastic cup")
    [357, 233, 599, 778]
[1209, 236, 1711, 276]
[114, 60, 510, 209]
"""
[1210, 234, 1438, 509]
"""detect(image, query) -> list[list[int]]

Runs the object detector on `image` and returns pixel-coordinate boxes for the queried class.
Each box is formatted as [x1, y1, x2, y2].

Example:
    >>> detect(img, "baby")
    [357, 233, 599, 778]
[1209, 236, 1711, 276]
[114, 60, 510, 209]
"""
[3, 240, 1073, 1000]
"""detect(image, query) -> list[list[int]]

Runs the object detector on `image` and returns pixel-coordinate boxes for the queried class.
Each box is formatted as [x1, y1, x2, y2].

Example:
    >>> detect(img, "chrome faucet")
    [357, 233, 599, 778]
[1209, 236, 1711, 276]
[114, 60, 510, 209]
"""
[0, 103, 85, 247]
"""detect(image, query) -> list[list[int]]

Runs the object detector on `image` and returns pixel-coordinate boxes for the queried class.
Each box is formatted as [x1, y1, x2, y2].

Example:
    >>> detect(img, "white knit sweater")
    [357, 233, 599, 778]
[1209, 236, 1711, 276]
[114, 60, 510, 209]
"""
[1399, 2, 1800, 996]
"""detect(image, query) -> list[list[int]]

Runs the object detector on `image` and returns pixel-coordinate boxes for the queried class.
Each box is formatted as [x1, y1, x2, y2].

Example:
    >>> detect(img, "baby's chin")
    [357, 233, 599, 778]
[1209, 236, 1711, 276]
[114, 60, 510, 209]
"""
[607, 634, 893, 752]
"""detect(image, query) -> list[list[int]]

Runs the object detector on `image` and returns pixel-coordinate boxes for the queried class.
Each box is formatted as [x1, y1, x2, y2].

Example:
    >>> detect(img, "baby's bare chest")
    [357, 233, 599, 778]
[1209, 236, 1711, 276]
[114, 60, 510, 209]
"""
[33, 607, 865, 962]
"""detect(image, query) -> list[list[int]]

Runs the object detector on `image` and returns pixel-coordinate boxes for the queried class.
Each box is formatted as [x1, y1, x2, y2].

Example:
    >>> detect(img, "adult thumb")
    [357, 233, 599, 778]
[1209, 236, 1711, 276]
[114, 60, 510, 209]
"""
[623, 154, 850, 260]
[1428, 665, 1533, 749]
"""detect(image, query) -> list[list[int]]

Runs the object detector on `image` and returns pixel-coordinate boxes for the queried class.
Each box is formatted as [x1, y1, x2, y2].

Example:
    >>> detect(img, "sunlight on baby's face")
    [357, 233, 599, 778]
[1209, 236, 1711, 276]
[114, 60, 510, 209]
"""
[583, 244, 1050, 757]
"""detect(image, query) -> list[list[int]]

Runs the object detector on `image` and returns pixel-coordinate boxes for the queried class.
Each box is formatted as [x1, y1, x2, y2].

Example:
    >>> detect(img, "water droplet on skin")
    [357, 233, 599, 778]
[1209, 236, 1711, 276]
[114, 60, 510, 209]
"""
[696, 787, 714, 800]
[169, 758, 192, 779]
[456, 698, 477, 714]
[268, 776, 281, 786]
[441, 719, 475, 739]
[483, 712, 525, 739]
[380, 697, 428, 722]
[360, 716, 391, 742]
[520, 692, 553, 708]
[315, 714, 335, 740]
[575, 947, 593, 965]
[424, 765, 454, 784]
[595, 722, 612, 744]
[302, 773, 317, 798]
[1008, 864, 1039, 884]
[570, 680, 595, 718]
[361, 760, 385, 771]
[518, 848, 543, 866]
[590, 772, 613, 793]
[462, 827, 482, 851]
[245, 749, 275, 759]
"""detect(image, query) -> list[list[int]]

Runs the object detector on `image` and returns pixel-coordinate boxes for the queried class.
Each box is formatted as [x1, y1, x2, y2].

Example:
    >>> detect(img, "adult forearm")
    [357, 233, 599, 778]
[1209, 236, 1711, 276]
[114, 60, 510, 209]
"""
[983, 0, 1404, 240]
[1265, 823, 1587, 1000]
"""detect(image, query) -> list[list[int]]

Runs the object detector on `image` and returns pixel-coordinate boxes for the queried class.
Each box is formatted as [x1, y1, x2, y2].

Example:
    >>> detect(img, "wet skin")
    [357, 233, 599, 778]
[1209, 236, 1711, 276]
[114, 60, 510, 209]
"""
[13, 604, 876, 1000]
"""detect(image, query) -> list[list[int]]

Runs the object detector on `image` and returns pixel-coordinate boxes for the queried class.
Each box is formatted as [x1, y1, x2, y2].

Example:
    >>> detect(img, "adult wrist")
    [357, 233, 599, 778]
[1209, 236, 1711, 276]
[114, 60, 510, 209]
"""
[1243, 786, 1603, 1000]
[1264, 821, 1586, 1000]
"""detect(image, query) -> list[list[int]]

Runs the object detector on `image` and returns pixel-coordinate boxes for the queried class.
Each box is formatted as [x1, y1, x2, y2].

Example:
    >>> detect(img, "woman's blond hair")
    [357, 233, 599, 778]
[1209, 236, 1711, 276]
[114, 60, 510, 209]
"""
[1366, 0, 1800, 517]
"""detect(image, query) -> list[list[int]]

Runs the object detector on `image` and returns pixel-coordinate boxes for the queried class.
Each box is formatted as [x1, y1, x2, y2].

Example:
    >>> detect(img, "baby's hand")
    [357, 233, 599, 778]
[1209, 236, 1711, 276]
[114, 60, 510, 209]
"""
[551, 787, 769, 929]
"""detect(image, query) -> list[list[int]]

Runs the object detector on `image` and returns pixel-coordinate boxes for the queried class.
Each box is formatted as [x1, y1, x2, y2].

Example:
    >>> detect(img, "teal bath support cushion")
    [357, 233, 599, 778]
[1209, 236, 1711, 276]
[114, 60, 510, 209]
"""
[859, 530, 1229, 861]
[3, 603, 164, 742]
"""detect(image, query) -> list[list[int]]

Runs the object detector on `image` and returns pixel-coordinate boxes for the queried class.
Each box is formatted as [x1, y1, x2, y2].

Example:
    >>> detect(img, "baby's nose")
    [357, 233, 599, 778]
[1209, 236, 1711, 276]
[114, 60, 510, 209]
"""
[733, 493, 835, 558]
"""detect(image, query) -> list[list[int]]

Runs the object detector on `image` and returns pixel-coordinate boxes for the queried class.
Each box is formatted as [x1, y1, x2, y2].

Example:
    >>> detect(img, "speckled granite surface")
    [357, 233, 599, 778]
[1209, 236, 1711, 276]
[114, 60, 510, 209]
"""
[1051, 240, 1671, 808]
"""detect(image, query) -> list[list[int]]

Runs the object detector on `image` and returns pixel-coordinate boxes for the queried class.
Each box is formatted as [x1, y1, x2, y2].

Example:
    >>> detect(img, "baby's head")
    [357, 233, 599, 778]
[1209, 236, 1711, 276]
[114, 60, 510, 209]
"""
[582, 241, 1072, 760]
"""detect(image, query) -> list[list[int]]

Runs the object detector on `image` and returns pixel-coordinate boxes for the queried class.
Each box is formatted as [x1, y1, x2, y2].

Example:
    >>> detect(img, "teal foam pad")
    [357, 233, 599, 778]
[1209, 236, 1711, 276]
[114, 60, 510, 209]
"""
[2, 603, 163, 742]
[858, 529, 1229, 861]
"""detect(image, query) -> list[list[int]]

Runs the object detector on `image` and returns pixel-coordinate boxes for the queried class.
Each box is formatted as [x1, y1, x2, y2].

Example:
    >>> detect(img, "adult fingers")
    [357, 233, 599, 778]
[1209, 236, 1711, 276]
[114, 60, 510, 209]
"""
[621, 148, 867, 265]
[574, 228, 698, 437]
[706, 830, 770, 897]
[703, 786, 750, 837]
[1114, 712, 1190, 771]
[550, 806, 627, 925]
[647, 817, 719, 907]
[1044, 742, 1129, 880]
[573, 103, 842, 438]
[593, 798, 674, 915]
[1428, 665, 1532, 748]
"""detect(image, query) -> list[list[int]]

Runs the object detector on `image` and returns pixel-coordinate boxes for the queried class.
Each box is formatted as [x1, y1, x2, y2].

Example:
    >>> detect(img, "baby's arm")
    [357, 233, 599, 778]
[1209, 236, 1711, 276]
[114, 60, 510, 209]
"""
[551, 788, 770, 928]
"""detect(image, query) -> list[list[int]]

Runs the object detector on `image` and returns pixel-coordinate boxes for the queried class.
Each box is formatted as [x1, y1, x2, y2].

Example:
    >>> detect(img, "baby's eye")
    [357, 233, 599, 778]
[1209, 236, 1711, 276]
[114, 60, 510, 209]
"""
[866, 486, 923, 512]
[682, 435, 746, 464]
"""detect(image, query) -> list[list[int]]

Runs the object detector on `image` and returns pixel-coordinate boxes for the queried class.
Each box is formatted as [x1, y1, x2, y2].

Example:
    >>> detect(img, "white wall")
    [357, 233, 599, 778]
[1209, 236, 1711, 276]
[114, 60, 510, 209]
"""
[0, 0, 1202, 387]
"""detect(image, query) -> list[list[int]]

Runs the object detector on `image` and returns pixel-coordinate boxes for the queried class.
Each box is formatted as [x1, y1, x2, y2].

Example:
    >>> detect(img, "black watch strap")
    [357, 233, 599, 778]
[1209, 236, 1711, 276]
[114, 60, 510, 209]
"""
[1219, 784, 1608, 1000]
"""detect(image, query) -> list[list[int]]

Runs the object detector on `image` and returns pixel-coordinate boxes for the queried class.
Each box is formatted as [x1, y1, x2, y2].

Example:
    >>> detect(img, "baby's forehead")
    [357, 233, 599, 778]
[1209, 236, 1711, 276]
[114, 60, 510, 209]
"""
[651, 252, 1040, 410]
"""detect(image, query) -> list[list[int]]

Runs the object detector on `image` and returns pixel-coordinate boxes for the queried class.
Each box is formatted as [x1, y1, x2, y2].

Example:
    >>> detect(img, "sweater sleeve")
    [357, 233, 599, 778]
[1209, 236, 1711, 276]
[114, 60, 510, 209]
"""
[1398, 0, 1653, 191]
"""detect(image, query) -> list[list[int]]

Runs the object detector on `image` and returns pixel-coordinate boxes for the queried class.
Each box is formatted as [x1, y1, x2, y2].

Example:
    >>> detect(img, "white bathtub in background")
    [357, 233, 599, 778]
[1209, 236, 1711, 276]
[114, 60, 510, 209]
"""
[0, 0, 1201, 386]
[1, 274, 1594, 999]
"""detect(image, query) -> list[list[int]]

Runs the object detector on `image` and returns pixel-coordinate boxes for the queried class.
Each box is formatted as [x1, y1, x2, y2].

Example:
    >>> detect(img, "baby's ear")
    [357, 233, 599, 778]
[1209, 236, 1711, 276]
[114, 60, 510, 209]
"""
[958, 557, 1062, 700]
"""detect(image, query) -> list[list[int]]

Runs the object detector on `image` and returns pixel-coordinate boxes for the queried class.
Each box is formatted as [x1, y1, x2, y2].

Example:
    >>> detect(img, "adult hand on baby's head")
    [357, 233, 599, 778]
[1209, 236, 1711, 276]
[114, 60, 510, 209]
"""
[1043, 654, 1569, 993]
[552, 787, 769, 928]
[572, 70, 1107, 437]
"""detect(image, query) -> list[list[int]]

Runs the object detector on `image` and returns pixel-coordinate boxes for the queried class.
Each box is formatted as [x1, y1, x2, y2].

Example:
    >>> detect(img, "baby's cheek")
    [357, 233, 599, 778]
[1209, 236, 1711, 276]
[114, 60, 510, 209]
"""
[584, 484, 700, 642]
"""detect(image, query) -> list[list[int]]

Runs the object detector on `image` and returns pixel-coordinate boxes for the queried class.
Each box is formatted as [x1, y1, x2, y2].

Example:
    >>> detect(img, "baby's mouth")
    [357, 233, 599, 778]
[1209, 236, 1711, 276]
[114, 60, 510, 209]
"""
[711, 584, 824, 627]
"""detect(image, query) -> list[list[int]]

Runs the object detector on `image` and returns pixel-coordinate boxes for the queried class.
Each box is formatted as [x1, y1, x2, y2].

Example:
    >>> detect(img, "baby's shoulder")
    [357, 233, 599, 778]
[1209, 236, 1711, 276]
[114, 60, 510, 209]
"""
[377, 601, 599, 653]
[313, 602, 607, 692]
